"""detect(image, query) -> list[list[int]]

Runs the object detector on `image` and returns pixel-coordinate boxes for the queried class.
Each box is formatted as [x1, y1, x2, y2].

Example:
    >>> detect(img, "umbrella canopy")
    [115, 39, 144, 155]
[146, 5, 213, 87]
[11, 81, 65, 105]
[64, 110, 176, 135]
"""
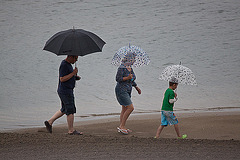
[111, 44, 150, 67]
[43, 29, 106, 56]
[159, 64, 197, 85]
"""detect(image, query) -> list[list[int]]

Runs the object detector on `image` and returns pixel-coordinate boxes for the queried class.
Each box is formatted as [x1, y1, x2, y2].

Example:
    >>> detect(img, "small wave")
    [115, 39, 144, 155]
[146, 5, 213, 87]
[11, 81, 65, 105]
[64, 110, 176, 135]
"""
[162, 62, 175, 66]
[176, 107, 240, 112]
[76, 107, 240, 119]
[55, 1, 81, 5]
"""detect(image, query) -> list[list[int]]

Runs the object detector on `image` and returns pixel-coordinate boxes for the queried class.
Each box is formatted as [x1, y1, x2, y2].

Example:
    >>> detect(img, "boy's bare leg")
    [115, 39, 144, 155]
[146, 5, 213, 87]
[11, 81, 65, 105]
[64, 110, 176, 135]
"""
[174, 123, 181, 137]
[155, 125, 165, 138]
[119, 104, 134, 129]
[67, 114, 74, 133]
[48, 110, 64, 125]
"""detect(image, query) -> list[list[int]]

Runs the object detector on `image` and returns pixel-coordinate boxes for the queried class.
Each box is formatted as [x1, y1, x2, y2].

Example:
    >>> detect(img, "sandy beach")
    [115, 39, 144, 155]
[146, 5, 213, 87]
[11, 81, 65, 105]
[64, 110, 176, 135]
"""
[1, 1, 240, 159]
[1, 111, 240, 160]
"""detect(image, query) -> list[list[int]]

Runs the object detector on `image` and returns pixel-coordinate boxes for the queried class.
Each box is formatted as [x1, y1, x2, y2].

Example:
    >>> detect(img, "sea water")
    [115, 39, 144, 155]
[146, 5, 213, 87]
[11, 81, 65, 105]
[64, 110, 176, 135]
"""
[0, 0, 240, 130]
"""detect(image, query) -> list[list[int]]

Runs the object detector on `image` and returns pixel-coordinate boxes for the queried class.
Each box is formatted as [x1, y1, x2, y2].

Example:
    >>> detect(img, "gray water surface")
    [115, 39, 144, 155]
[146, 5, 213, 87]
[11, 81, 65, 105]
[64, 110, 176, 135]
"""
[0, 0, 240, 130]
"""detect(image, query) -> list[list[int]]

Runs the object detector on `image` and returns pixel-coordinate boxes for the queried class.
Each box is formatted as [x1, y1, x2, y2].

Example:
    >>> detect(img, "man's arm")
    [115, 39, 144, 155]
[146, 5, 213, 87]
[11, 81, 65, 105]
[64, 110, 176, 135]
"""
[60, 67, 78, 82]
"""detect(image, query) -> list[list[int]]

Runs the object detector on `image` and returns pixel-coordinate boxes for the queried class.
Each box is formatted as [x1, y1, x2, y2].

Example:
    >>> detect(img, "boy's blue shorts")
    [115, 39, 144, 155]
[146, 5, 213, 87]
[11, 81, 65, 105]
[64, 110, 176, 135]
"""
[58, 93, 76, 115]
[161, 111, 178, 126]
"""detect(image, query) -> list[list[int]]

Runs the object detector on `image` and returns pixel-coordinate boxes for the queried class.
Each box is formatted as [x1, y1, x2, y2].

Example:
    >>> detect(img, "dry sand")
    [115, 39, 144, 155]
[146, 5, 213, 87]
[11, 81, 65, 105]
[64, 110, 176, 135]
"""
[1, 111, 240, 160]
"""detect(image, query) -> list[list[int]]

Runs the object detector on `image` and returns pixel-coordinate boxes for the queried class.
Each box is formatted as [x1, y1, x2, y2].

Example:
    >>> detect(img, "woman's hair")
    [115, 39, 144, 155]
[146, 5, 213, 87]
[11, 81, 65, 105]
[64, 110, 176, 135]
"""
[122, 52, 137, 63]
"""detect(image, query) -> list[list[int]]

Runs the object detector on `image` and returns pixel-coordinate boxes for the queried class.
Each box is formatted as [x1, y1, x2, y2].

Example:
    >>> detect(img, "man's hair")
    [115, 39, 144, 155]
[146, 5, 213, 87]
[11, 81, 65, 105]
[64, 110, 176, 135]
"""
[68, 55, 77, 58]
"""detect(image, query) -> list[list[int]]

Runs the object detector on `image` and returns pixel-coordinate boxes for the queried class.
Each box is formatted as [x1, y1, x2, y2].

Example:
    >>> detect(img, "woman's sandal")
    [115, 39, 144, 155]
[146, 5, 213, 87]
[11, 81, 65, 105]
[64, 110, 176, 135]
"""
[68, 130, 83, 135]
[117, 127, 128, 135]
[117, 127, 132, 133]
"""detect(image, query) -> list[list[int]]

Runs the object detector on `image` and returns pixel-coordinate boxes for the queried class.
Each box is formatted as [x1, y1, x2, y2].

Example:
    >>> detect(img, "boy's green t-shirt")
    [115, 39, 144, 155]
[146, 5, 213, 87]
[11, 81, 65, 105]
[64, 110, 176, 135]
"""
[161, 88, 175, 111]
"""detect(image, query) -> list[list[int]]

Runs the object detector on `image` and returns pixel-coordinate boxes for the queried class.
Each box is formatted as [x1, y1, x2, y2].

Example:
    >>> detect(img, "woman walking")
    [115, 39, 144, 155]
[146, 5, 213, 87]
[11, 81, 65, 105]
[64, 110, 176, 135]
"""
[115, 52, 141, 135]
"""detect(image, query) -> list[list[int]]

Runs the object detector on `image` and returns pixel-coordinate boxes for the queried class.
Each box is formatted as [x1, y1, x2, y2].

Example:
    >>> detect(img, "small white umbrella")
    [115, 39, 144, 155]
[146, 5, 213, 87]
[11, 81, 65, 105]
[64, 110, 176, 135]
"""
[159, 64, 197, 86]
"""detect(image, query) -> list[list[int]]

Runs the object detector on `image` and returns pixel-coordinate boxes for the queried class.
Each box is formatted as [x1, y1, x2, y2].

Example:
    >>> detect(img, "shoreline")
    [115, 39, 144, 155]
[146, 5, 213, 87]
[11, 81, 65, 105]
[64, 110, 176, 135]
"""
[1, 106, 240, 132]
[1, 111, 240, 160]
[4, 110, 240, 141]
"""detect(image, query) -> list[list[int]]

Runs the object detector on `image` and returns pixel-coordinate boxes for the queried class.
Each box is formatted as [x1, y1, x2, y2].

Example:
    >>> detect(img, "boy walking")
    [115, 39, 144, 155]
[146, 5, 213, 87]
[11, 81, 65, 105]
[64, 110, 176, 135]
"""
[155, 77, 187, 139]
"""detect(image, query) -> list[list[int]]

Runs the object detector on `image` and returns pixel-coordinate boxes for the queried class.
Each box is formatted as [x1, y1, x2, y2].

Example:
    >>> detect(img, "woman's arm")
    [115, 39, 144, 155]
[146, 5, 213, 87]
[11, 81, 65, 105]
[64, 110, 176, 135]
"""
[116, 68, 132, 82]
[134, 86, 141, 94]
[123, 74, 133, 81]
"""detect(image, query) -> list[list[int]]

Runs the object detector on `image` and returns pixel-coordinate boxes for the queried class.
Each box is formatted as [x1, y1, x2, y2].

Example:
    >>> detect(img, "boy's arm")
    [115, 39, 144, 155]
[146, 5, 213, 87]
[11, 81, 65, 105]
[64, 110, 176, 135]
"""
[169, 98, 178, 104]
[169, 92, 178, 104]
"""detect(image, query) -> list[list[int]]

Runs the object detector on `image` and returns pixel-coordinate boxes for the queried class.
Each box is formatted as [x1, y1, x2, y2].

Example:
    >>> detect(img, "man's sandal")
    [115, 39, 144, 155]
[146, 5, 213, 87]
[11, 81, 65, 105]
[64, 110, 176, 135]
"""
[68, 130, 83, 135]
[44, 121, 52, 133]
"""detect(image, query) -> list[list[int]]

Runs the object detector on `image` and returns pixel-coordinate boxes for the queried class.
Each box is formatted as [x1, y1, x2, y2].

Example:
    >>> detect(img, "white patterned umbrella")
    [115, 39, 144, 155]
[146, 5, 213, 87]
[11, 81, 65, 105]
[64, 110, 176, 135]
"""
[159, 64, 197, 85]
[111, 44, 150, 67]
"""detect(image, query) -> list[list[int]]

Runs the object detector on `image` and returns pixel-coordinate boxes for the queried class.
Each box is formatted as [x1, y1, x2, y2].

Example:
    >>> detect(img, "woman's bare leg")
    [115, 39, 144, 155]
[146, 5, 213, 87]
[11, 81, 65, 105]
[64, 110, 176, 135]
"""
[119, 104, 134, 129]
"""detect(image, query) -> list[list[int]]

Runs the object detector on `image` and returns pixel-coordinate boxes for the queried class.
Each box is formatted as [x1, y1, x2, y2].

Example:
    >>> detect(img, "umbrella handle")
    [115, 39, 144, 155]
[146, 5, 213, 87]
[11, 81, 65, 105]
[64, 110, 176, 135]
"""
[74, 62, 78, 87]
[74, 62, 77, 75]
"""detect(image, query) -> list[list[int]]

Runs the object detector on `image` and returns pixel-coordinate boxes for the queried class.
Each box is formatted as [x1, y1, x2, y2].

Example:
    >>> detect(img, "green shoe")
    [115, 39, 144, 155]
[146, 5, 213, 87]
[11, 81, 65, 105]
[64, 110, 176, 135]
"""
[177, 134, 187, 139]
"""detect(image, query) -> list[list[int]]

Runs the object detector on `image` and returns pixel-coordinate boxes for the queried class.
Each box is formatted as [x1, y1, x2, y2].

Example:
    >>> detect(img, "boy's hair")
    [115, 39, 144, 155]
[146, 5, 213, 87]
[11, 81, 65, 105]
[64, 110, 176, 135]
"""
[169, 82, 178, 86]
[169, 77, 178, 86]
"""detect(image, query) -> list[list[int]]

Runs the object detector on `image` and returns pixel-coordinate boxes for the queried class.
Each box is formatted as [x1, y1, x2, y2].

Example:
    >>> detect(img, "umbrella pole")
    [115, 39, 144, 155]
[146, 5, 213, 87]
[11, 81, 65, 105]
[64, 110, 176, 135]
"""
[75, 61, 77, 87]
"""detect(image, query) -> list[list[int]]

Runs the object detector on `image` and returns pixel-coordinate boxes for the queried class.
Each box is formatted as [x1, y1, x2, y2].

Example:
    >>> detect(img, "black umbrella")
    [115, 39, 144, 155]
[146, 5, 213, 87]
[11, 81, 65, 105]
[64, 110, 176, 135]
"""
[43, 29, 106, 56]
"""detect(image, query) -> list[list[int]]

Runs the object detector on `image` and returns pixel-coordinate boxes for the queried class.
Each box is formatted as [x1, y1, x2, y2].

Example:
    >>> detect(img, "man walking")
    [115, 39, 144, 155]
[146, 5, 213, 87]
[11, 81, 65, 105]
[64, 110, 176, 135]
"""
[44, 55, 82, 135]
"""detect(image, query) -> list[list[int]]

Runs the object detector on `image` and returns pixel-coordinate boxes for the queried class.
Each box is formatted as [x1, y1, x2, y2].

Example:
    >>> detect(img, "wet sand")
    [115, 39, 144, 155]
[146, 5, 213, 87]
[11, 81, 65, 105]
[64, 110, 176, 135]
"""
[1, 111, 240, 160]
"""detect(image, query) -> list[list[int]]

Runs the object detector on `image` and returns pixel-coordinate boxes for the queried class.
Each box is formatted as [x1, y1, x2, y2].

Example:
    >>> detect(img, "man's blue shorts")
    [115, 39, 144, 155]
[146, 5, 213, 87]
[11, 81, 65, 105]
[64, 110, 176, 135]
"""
[58, 93, 76, 115]
[161, 111, 178, 126]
